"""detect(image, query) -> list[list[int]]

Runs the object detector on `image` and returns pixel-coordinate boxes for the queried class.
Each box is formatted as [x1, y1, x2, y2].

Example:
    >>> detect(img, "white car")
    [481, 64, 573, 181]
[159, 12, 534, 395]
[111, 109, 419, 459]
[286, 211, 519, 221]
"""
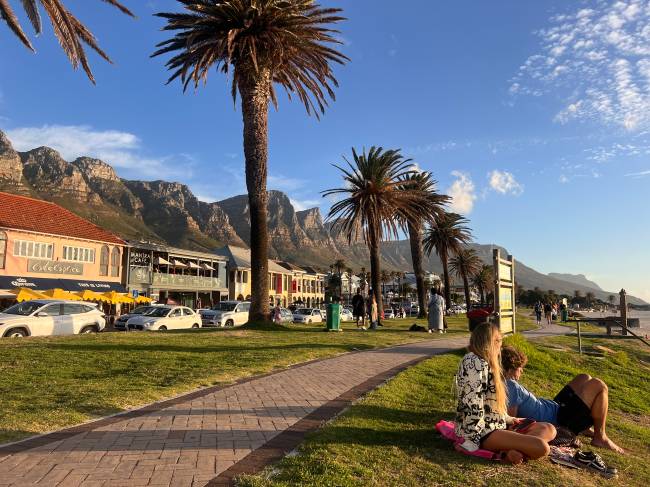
[199, 301, 250, 327]
[126, 306, 201, 331]
[340, 308, 354, 322]
[293, 308, 324, 324]
[114, 305, 157, 330]
[0, 300, 106, 337]
[384, 308, 395, 319]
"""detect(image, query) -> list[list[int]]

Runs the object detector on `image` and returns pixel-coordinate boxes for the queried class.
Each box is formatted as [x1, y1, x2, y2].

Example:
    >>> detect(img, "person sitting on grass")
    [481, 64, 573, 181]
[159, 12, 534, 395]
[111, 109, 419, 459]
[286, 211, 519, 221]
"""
[501, 345, 624, 454]
[455, 323, 556, 464]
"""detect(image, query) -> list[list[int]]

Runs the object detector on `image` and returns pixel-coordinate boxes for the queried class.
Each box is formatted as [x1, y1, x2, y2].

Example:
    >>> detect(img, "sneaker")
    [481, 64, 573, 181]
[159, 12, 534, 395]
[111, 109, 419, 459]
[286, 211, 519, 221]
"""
[572, 451, 618, 479]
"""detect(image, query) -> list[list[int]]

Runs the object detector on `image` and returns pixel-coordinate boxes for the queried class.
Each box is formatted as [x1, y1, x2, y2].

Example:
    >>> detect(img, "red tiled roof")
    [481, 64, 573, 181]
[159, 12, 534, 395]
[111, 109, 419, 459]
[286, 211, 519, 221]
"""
[0, 192, 125, 245]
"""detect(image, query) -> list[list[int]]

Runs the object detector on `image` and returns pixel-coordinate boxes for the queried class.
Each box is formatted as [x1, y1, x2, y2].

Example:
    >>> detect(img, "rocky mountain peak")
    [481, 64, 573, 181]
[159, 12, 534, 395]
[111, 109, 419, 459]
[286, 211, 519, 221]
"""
[0, 130, 16, 154]
[72, 157, 119, 182]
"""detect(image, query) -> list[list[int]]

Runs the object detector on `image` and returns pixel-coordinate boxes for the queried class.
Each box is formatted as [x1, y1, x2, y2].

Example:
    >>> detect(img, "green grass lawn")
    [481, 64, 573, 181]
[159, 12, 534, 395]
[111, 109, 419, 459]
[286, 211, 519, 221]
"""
[0, 315, 472, 445]
[238, 334, 650, 487]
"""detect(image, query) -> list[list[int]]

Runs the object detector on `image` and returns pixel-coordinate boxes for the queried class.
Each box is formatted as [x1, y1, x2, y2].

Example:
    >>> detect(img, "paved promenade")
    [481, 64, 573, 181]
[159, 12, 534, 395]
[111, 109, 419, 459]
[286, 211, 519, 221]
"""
[0, 335, 472, 487]
[0, 323, 570, 487]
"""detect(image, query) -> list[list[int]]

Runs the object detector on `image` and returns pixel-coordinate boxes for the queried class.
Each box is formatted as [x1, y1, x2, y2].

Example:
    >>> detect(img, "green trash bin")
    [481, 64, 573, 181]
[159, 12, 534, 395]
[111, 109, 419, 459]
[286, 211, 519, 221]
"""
[326, 303, 341, 331]
[561, 309, 569, 322]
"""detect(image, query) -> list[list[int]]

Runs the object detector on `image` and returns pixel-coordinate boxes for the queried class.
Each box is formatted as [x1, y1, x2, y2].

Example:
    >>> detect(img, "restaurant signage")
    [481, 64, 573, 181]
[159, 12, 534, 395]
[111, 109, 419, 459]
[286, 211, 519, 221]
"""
[129, 249, 151, 267]
[0, 276, 126, 292]
[28, 259, 83, 275]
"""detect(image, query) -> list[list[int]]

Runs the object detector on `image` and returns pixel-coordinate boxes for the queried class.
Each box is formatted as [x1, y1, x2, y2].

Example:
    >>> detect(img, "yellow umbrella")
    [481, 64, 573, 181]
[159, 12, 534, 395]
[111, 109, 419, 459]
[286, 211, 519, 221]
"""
[11, 287, 48, 302]
[121, 295, 135, 305]
[75, 290, 110, 302]
[135, 295, 153, 304]
[41, 288, 82, 301]
[101, 291, 133, 304]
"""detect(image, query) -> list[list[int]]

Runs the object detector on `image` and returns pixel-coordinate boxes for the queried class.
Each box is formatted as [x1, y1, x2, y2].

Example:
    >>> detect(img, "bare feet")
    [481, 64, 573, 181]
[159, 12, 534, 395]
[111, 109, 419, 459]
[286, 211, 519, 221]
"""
[504, 449, 524, 464]
[592, 435, 625, 454]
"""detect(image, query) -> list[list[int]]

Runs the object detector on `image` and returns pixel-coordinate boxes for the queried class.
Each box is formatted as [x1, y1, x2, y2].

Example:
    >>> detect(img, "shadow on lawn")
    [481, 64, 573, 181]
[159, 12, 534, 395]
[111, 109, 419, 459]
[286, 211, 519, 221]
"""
[41, 341, 380, 354]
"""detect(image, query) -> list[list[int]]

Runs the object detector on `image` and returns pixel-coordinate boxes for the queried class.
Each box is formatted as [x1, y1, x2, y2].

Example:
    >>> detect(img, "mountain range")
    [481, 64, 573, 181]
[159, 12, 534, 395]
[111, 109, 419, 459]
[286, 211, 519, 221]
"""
[0, 130, 644, 305]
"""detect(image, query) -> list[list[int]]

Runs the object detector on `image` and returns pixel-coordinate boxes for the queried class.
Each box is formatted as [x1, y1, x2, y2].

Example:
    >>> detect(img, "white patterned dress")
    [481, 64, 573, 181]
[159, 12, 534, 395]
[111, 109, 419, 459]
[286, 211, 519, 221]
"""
[454, 352, 509, 451]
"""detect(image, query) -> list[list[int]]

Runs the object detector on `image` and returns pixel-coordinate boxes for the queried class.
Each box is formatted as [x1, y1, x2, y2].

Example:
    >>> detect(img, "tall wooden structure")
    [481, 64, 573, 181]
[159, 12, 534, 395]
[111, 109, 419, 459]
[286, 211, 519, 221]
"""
[493, 249, 516, 334]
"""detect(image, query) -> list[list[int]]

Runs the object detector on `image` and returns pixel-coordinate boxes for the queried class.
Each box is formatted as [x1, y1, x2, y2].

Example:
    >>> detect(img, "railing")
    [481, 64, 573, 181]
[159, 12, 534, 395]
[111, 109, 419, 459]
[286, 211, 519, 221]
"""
[152, 272, 226, 290]
[569, 318, 650, 353]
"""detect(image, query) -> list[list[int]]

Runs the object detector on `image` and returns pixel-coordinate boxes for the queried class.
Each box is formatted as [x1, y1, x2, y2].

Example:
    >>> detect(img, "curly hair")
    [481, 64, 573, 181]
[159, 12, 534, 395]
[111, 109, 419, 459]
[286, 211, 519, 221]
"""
[501, 345, 528, 372]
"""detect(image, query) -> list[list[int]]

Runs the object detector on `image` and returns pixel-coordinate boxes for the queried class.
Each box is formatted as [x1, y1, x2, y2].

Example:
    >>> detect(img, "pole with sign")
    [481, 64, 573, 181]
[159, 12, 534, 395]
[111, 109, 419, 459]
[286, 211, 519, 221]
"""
[493, 248, 516, 334]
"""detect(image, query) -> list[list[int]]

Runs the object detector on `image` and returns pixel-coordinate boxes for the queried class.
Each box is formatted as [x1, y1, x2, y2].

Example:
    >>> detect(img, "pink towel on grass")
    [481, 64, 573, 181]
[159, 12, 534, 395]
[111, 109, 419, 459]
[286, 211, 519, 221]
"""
[436, 420, 501, 461]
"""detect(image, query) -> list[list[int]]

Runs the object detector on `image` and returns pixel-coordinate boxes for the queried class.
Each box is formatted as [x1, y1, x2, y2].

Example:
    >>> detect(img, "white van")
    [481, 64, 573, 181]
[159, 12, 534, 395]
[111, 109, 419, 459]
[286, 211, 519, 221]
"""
[200, 301, 250, 327]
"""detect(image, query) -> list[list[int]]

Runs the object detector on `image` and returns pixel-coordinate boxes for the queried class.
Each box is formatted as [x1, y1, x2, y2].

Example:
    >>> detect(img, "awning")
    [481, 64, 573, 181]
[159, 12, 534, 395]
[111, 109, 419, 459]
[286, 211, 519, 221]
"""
[0, 276, 126, 293]
[188, 262, 201, 269]
[201, 263, 215, 271]
[42, 288, 82, 301]
[172, 259, 187, 267]
[155, 256, 172, 265]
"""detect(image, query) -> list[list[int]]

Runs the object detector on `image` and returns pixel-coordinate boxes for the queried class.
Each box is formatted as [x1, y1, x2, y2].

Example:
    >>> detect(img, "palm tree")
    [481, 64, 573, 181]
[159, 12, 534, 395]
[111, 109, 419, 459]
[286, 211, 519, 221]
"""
[471, 264, 493, 304]
[402, 171, 449, 318]
[324, 147, 440, 326]
[154, 1, 347, 321]
[422, 212, 472, 309]
[608, 294, 616, 309]
[586, 291, 595, 307]
[345, 266, 353, 303]
[2, 0, 133, 82]
[449, 248, 482, 311]
[380, 269, 392, 303]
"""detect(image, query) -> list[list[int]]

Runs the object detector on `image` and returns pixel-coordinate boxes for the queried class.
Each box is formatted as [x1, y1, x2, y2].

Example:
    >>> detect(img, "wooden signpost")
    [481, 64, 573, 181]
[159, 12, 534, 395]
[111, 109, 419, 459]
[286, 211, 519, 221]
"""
[493, 249, 516, 334]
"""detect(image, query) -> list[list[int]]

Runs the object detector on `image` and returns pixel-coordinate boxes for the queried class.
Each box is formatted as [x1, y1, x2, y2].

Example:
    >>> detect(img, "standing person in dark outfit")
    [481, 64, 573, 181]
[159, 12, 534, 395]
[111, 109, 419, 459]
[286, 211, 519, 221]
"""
[351, 288, 366, 330]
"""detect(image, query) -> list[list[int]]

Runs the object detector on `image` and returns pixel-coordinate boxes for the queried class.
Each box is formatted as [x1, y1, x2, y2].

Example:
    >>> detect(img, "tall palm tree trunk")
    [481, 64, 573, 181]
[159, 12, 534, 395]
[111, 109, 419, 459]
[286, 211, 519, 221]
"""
[441, 250, 452, 309]
[462, 272, 471, 310]
[408, 221, 427, 318]
[239, 70, 271, 322]
[369, 225, 382, 326]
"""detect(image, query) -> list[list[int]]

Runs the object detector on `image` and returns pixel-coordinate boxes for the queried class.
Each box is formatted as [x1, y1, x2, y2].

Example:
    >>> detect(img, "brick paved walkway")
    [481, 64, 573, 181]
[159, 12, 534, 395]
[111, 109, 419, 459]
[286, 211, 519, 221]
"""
[0, 336, 471, 487]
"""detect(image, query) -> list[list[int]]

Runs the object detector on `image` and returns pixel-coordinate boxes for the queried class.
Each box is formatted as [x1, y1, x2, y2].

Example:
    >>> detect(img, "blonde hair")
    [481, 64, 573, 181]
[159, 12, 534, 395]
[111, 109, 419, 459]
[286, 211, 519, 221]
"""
[469, 322, 507, 415]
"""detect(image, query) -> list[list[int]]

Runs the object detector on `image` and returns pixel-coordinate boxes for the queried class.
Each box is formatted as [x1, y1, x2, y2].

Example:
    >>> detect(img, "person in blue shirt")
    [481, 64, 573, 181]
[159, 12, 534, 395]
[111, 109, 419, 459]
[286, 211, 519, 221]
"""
[501, 346, 624, 453]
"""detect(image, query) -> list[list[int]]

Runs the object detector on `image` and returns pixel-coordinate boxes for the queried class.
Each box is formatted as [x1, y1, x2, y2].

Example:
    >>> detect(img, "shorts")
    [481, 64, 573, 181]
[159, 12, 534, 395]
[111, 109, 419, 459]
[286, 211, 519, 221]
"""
[554, 385, 593, 434]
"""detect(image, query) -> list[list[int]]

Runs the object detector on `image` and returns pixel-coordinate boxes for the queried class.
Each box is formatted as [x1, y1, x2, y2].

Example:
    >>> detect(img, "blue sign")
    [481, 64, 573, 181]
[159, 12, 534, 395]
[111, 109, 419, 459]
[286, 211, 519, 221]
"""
[131, 289, 139, 298]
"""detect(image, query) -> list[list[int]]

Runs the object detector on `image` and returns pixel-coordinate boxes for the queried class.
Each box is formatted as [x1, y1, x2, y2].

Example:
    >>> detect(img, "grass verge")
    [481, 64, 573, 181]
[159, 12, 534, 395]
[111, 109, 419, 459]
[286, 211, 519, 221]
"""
[0, 315, 469, 444]
[238, 334, 650, 487]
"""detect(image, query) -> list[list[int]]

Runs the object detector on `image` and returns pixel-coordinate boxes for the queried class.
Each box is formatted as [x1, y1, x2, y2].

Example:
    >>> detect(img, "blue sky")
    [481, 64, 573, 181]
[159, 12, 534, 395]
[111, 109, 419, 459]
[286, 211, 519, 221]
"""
[1, 0, 649, 301]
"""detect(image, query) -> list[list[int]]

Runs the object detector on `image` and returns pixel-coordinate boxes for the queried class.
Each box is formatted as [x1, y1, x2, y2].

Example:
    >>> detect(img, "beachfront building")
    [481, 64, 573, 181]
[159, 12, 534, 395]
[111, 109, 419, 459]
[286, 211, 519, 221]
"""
[0, 192, 127, 303]
[214, 245, 292, 306]
[125, 241, 228, 309]
[277, 262, 326, 307]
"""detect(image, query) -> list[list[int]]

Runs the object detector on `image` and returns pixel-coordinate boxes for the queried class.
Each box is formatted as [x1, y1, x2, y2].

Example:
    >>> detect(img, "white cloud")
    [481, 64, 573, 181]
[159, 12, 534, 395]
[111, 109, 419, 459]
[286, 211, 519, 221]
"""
[3, 124, 184, 178]
[268, 174, 306, 192]
[488, 170, 524, 196]
[559, 174, 569, 184]
[446, 171, 476, 215]
[511, 0, 650, 130]
[290, 198, 321, 211]
[625, 169, 650, 177]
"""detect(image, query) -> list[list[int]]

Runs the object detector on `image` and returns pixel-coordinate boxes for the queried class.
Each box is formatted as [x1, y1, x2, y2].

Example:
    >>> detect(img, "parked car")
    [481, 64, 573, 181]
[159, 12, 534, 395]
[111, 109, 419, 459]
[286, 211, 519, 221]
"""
[293, 308, 324, 324]
[278, 307, 294, 323]
[199, 301, 250, 327]
[384, 308, 395, 319]
[340, 308, 354, 321]
[114, 305, 156, 331]
[0, 300, 106, 337]
[126, 306, 201, 331]
[449, 305, 465, 315]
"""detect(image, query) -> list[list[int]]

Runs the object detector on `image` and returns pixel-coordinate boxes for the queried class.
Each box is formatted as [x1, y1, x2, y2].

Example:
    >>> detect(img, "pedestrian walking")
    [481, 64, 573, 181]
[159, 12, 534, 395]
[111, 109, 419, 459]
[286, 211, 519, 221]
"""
[544, 302, 553, 325]
[273, 302, 282, 324]
[428, 288, 446, 333]
[351, 288, 366, 330]
[370, 294, 378, 330]
[534, 301, 543, 325]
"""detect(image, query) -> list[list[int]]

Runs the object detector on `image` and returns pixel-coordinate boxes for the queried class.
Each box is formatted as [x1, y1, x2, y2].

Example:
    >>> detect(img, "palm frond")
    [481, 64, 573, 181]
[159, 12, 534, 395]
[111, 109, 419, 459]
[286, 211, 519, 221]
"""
[1, 0, 132, 82]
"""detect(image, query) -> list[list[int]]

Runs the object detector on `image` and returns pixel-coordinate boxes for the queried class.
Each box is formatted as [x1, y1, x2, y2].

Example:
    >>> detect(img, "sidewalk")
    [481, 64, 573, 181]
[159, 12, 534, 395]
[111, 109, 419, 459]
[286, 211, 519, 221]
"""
[0, 326, 565, 487]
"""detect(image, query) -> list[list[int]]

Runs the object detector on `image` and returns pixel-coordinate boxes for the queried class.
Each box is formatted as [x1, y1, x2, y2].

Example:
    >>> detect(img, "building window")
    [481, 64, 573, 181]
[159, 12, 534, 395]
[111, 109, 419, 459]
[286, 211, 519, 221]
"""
[0, 232, 6, 269]
[243, 270, 248, 283]
[110, 247, 120, 277]
[100, 245, 109, 276]
[62, 245, 96, 263]
[13, 240, 54, 259]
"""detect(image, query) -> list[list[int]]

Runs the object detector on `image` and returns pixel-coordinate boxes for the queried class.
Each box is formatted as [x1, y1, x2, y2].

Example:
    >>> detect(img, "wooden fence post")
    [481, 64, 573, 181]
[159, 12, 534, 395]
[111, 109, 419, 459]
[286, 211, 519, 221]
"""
[620, 289, 628, 336]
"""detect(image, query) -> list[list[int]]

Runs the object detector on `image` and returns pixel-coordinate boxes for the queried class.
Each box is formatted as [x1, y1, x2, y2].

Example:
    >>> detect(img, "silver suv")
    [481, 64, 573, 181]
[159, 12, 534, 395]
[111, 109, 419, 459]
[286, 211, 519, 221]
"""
[0, 300, 106, 337]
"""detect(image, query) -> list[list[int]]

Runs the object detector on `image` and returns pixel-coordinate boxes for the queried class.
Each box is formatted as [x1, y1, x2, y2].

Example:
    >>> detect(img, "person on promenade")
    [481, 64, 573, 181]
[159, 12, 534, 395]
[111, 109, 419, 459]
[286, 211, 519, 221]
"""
[501, 346, 624, 453]
[369, 294, 378, 330]
[351, 288, 366, 330]
[455, 323, 555, 463]
[534, 301, 543, 325]
[544, 302, 553, 325]
[428, 288, 445, 334]
[273, 302, 282, 324]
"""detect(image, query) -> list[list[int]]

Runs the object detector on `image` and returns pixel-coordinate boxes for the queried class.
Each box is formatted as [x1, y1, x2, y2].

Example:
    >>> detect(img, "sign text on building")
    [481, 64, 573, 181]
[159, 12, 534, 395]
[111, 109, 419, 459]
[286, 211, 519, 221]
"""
[28, 259, 83, 276]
